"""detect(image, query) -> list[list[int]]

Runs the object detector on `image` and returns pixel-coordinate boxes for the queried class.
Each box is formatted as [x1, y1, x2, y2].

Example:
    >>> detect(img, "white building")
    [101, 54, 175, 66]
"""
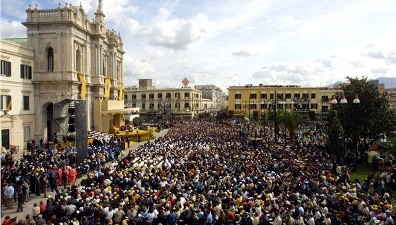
[194, 84, 227, 112]
[0, 39, 35, 151]
[124, 79, 204, 120]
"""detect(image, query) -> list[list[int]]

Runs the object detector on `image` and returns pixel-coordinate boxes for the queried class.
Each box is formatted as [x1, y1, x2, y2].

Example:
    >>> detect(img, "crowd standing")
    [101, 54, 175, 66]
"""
[1, 118, 395, 225]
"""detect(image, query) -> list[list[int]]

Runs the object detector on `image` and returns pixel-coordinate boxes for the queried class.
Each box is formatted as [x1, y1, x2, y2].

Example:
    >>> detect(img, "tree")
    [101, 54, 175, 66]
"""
[327, 112, 344, 159]
[132, 117, 144, 127]
[284, 111, 302, 145]
[332, 77, 396, 154]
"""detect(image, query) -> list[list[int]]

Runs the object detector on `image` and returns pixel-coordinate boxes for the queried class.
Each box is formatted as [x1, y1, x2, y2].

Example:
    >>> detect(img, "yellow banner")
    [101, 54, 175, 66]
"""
[118, 82, 123, 100]
[6, 97, 12, 111]
[77, 72, 86, 99]
[104, 77, 111, 98]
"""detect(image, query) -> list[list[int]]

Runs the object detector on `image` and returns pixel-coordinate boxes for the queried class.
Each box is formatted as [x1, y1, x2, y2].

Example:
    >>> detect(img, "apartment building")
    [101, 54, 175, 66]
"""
[0, 39, 35, 151]
[194, 84, 227, 112]
[124, 79, 203, 120]
[227, 84, 340, 119]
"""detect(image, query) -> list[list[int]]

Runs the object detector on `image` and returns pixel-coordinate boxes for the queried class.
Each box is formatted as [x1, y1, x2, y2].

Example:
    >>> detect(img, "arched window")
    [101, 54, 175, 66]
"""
[48, 47, 54, 71]
[76, 48, 81, 72]
[102, 52, 107, 75]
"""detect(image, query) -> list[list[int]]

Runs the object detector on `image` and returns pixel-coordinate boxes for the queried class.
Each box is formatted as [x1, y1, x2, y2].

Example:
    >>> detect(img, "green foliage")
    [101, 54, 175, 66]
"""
[284, 111, 302, 144]
[332, 77, 396, 151]
[327, 114, 344, 157]
[198, 112, 211, 118]
[132, 117, 144, 126]
[260, 114, 267, 126]
[308, 111, 316, 121]
[378, 137, 396, 156]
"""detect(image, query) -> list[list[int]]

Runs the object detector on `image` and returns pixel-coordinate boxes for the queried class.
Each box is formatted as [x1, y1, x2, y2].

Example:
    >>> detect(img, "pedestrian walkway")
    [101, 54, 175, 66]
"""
[1, 129, 169, 223]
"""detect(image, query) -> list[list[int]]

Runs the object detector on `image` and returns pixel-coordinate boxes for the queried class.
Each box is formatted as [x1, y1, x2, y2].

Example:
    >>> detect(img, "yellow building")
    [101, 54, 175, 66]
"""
[227, 84, 340, 119]
[124, 79, 203, 120]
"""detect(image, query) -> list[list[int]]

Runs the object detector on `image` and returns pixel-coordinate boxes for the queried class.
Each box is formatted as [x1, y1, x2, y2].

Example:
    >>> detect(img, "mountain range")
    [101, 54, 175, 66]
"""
[330, 77, 396, 89]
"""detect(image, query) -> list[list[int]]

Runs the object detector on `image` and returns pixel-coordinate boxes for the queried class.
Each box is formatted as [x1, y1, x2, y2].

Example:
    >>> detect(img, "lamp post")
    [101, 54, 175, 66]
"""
[331, 93, 360, 159]
[274, 90, 278, 142]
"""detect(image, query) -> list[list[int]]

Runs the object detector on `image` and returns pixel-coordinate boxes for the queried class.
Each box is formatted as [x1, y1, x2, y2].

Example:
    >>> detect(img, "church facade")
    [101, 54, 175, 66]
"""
[21, 1, 126, 142]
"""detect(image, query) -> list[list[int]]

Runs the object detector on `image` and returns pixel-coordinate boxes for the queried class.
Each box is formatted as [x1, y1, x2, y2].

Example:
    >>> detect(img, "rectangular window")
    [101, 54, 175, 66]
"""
[311, 103, 318, 109]
[277, 93, 283, 100]
[235, 94, 241, 99]
[0, 95, 12, 111]
[285, 93, 292, 99]
[260, 104, 267, 109]
[311, 93, 316, 99]
[23, 96, 29, 110]
[142, 104, 145, 110]
[149, 94, 154, 100]
[1, 129, 10, 149]
[322, 96, 329, 102]
[235, 104, 241, 110]
[260, 93, 267, 99]
[23, 126, 31, 142]
[249, 93, 257, 99]
[1, 60, 11, 77]
[20, 64, 32, 79]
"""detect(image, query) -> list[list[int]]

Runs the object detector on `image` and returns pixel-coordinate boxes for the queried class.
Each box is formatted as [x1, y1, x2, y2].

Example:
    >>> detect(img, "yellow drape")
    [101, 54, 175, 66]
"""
[118, 82, 124, 100]
[104, 77, 111, 98]
[6, 97, 12, 111]
[77, 72, 86, 99]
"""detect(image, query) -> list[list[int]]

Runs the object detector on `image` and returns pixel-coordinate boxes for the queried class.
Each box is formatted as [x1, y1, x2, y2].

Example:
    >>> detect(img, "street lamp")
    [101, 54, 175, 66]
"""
[331, 93, 360, 159]
[274, 90, 278, 142]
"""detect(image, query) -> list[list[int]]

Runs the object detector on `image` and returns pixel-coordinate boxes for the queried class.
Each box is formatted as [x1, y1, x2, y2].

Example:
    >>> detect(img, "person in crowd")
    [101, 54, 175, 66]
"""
[1, 119, 395, 225]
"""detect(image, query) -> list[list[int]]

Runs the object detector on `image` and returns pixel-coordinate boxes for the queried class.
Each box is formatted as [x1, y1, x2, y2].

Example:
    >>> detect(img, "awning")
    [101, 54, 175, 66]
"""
[101, 107, 140, 115]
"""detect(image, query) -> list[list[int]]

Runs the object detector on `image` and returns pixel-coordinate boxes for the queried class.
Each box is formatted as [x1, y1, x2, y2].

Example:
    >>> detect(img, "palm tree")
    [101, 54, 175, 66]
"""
[284, 111, 302, 145]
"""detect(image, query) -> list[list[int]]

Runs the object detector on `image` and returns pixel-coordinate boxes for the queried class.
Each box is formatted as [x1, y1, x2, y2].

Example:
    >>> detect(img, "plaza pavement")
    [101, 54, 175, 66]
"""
[1, 129, 169, 223]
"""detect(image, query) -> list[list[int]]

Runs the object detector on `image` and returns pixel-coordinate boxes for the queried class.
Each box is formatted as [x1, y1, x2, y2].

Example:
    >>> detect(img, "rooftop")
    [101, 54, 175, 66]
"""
[2, 38, 28, 48]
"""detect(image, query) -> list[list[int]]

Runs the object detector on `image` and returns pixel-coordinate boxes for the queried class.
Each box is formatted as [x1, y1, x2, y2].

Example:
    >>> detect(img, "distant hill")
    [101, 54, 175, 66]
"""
[329, 77, 396, 89]
[373, 77, 396, 89]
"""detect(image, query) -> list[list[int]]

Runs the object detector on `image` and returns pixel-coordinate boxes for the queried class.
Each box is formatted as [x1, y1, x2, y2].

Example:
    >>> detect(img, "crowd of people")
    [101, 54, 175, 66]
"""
[1, 132, 126, 222]
[1, 118, 395, 225]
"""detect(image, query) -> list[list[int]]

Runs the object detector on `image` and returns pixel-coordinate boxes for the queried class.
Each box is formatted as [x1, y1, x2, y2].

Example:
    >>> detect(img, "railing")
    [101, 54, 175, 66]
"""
[38, 10, 59, 17]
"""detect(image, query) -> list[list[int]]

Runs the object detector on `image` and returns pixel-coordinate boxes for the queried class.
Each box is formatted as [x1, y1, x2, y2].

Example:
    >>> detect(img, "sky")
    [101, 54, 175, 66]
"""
[1, 0, 396, 92]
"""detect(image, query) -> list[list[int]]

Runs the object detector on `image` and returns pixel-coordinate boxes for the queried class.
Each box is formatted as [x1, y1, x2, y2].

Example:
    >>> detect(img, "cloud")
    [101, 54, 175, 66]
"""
[315, 59, 334, 69]
[101, 0, 139, 29]
[388, 52, 396, 64]
[123, 55, 155, 85]
[0, 19, 26, 38]
[232, 50, 257, 57]
[137, 8, 209, 50]
[371, 67, 388, 75]
[365, 51, 386, 59]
